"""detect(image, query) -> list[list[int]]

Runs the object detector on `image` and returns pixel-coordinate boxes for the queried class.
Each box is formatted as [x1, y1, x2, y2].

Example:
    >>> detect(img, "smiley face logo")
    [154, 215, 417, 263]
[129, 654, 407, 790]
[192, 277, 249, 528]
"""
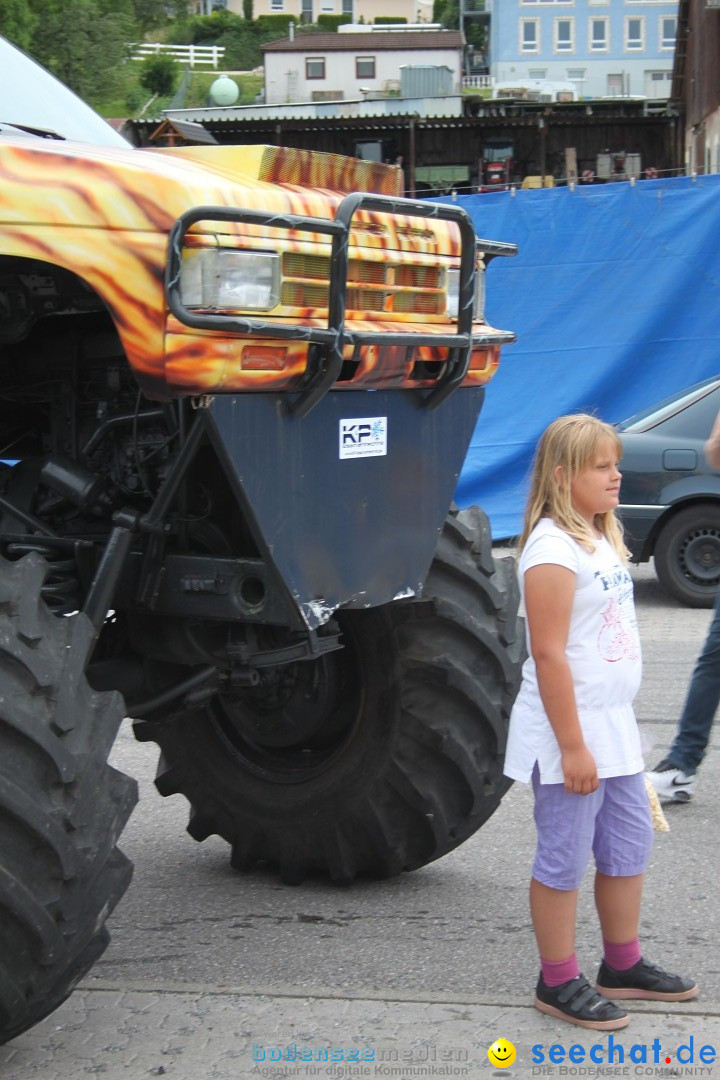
[488, 1038, 517, 1068]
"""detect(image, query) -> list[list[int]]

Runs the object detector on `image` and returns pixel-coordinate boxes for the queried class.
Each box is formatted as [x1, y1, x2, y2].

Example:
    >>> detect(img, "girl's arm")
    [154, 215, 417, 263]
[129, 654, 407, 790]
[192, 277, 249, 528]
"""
[524, 563, 599, 795]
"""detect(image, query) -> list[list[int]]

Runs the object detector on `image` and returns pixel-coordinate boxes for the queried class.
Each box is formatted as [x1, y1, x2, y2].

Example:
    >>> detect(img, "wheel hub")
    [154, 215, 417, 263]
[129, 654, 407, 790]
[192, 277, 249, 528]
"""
[219, 655, 341, 748]
[209, 620, 362, 781]
[680, 528, 720, 584]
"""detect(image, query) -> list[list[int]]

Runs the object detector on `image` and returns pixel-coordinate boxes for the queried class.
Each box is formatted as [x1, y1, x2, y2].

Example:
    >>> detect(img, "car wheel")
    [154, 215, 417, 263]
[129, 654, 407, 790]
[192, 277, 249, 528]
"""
[654, 504, 720, 608]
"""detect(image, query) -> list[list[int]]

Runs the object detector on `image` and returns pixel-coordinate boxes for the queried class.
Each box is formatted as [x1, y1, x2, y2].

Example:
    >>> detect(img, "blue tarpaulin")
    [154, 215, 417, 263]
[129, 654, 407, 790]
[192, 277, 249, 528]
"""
[432, 175, 720, 540]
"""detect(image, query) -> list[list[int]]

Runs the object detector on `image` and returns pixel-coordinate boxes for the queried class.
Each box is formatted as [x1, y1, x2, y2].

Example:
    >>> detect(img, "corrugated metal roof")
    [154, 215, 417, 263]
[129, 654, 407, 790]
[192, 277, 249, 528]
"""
[164, 96, 464, 123]
[262, 31, 463, 52]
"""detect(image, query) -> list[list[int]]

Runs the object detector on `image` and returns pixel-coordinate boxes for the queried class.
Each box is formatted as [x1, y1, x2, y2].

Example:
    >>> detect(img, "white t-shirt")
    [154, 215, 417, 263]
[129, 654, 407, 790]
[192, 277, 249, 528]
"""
[504, 518, 644, 784]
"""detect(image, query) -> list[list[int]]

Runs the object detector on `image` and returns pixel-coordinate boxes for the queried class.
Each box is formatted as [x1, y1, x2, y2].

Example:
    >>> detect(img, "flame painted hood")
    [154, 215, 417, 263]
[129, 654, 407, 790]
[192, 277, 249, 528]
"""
[0, 138, 426, 246]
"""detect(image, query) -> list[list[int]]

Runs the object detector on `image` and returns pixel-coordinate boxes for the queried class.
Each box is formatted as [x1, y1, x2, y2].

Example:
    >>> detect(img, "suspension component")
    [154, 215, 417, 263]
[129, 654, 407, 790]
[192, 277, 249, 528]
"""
[4, 537, 92, 614]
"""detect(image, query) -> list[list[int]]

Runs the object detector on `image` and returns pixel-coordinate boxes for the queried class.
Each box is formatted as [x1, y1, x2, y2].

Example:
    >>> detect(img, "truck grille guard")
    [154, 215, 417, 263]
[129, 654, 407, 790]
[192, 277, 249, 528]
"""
[165, 191, 516, 417]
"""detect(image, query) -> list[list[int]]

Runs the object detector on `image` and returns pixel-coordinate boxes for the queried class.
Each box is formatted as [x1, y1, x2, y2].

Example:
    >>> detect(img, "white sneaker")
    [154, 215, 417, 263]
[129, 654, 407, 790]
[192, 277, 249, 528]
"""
[646, 760, 696, 803]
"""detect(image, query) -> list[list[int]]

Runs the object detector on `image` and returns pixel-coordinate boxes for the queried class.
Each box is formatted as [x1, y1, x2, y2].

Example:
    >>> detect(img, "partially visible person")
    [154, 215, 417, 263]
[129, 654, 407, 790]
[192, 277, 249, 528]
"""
[647, 405, 720, 802]
[505, 414, 698, 1031]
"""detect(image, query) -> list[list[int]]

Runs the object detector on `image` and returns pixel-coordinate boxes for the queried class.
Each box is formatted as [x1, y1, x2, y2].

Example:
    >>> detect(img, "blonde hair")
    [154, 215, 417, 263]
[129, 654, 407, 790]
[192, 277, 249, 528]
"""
[518, 413, 628, 559]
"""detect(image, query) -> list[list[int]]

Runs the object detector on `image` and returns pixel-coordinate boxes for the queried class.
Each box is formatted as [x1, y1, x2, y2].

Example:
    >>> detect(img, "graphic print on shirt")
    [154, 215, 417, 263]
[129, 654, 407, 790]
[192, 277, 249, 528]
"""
[595, 566, 639, 663]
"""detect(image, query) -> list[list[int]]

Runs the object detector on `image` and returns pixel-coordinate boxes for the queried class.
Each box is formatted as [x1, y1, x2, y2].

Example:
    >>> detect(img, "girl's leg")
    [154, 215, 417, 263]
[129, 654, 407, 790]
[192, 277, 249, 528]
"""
[592, 775, 697, 1001]
[530, 767, 600, 979]
[594, 871, 643, 945]
[593, 773, 652, 950]
[530, 877, 579, 961]
[530, 778, 631, 1027]
[595, 869, 698, 1000]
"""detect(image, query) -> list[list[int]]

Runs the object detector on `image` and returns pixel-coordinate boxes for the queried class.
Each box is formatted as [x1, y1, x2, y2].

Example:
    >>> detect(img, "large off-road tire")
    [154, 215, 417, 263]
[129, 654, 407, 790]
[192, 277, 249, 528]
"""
[0, 553, 138, 1046]
[134, 507, 524, 884]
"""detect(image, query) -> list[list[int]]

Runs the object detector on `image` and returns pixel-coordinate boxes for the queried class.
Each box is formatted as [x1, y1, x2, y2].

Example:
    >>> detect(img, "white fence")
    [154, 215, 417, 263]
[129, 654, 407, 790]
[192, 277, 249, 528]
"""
[462, 75, 492, 91]
[130, 42, 226, 68]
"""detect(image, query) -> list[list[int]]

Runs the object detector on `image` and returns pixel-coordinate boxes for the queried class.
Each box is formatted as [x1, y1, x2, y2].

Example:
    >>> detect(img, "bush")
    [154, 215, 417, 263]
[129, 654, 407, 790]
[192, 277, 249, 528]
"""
[374, 16, 407, 23]
[316, 14, 352, 31]
[125, 85, 146, 113]
[138, 54, 179, 97]
[217, 25, 264, 70]
[255, 14, 297, 36]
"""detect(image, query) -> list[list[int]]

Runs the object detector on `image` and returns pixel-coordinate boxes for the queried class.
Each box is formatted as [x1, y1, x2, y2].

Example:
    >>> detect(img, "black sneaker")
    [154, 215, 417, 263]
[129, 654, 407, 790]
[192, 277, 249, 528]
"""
[596, 958, 699, 1001]
[535, 973, 629, 1030]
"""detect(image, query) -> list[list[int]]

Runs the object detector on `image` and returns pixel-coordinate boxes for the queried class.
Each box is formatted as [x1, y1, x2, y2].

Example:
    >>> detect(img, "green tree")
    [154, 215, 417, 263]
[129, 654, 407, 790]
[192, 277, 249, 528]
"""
[131, 0, 170, 33]
[216, 26, 263, 71]
[138, 54, 179, 97]
[433, 0, 458, 29]
[0, 0, 38, 51]
[29, 0, 134, 105]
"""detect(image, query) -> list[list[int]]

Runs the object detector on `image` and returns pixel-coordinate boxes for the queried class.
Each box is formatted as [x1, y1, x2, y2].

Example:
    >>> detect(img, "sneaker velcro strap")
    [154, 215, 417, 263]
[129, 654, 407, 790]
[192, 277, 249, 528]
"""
[558, 979, 599, 1011]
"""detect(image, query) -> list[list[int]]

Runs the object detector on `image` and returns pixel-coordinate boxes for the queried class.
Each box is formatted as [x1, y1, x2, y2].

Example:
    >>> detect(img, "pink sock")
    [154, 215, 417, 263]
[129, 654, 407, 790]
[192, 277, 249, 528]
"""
[541, 954, 581, 987]
[603, 937, 642, 971]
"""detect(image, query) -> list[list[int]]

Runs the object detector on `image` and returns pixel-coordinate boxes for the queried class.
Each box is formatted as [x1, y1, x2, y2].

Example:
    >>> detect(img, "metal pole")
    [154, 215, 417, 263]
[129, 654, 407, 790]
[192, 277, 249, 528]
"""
[408, 116, 416, 198]
[459, 0, 466, 76]
[538, 116, 547, 183]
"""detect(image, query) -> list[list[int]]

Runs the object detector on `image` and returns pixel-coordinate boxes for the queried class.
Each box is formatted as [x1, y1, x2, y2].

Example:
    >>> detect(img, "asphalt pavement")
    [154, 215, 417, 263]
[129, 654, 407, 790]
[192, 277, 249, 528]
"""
[2, 560, 720, 1080]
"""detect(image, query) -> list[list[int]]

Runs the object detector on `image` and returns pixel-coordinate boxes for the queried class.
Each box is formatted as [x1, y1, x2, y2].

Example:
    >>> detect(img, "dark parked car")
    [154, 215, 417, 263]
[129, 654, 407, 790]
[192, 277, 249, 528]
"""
[617, 376, 720, 607]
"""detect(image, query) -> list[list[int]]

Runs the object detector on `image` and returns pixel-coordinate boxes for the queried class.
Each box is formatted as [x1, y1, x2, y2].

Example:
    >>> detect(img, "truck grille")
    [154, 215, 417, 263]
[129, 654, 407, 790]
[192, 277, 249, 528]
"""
[281, 252, 445, 316]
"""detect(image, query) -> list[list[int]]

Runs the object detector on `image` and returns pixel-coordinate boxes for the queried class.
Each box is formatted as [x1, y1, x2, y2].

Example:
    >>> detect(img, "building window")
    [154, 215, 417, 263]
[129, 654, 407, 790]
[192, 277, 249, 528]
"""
[301, 0, 312, 21]
[521, 0, 571, 5]
[625, 16, 644, 51]
[528, 68, 547, 79]
[356, 56, 375, 79]
[306, 57, 325, 79]
[660, 16, 676, 50]
[589, 17, 608, 51]
[270, 0, 283, 9]
[342, 0, 352, 13]
[520, 19, 540, 53]
[554, 17, 574, 52]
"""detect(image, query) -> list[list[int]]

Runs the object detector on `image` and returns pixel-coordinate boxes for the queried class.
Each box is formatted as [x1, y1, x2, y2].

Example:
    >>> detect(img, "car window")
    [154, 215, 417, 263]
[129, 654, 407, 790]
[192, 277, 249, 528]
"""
[657, 386, 720, 438]
[0, 36, 129, 148]
[618, 378, 720, 434]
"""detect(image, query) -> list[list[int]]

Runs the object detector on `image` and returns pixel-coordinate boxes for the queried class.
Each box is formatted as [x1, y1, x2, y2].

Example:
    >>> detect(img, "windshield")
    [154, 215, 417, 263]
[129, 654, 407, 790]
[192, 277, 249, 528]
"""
[0, 36, 130, 148]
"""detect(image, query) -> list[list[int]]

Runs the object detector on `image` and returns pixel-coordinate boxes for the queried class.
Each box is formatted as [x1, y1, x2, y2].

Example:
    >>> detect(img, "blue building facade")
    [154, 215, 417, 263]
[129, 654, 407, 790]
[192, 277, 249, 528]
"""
[488, 0, 678, 100]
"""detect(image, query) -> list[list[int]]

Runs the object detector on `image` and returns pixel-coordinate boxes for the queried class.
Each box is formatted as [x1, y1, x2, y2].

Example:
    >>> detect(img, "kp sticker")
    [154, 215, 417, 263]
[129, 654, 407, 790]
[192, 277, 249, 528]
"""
[339, 417, 387, 459]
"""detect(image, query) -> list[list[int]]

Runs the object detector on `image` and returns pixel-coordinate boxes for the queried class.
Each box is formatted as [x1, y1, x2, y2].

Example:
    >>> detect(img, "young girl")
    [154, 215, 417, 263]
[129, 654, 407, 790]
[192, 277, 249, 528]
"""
[504, 414, 698, 1030]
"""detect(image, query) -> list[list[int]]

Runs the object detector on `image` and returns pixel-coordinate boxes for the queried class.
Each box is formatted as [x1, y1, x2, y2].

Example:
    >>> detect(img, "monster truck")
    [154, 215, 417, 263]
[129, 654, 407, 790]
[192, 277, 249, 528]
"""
[0, 35, 524, 1044]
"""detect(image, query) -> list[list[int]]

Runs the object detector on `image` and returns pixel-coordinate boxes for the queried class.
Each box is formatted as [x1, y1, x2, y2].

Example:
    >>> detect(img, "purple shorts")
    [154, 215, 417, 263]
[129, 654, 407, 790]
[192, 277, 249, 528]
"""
[531, 768, 653, 890]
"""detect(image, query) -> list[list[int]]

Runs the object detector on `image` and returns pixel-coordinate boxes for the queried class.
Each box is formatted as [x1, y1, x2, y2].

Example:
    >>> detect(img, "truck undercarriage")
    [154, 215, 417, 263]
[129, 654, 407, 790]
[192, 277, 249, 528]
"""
[0, 44, 523, 1042]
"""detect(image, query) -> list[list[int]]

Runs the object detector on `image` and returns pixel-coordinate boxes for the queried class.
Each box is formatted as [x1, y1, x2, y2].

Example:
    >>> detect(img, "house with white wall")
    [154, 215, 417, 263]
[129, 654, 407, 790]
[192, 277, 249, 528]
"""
[262, 27, 463, 104]
[487, 0, 678, 100]
[199, 0, 434, 23]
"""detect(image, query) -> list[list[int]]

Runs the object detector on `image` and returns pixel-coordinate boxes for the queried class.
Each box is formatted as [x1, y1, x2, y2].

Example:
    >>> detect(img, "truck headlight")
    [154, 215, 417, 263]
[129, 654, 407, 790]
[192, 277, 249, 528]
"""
[447, 264, 486, 323]
[180, 249, 280, 311]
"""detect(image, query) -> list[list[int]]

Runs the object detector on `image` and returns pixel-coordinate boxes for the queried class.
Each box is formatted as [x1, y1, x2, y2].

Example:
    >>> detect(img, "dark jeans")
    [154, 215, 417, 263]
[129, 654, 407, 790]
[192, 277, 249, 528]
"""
[668, 587, 720, 773]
